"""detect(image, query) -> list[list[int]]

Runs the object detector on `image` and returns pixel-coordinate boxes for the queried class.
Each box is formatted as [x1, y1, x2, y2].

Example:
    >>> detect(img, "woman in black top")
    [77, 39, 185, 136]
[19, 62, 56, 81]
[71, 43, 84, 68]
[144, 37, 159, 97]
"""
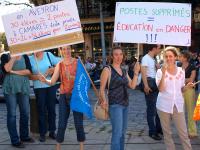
[179, 51, 198, 138]
[99, 47, 140, 150]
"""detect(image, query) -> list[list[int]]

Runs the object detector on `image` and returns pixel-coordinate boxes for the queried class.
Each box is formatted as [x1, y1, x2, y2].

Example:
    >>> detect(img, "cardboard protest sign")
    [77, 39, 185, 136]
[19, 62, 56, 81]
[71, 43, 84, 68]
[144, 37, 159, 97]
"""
[2, 0, 83, 55]
[113, 2, 191, 46]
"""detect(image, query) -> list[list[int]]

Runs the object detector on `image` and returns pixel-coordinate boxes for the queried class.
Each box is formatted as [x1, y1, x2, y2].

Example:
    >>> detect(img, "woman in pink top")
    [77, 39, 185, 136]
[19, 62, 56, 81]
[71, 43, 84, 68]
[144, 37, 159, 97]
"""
[156, 46, 192, 150]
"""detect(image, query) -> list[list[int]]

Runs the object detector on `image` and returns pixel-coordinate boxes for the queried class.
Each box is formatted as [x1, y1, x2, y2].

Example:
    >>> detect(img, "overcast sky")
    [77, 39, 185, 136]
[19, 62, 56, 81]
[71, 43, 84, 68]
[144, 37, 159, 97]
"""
[0, 0, 32, 32]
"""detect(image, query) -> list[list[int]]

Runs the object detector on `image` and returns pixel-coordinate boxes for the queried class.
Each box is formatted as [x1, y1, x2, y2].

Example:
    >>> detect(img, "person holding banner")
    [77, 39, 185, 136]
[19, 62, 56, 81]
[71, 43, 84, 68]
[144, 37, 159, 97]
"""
[39, 46, 85, 150]
[141, 44, 162, 140]
[29, 51, 61, 142]
[179, 51, 198, 138]
[156, 47, 192, 150]
[99, 47, 140, 150]
[1, 53, 34, 148]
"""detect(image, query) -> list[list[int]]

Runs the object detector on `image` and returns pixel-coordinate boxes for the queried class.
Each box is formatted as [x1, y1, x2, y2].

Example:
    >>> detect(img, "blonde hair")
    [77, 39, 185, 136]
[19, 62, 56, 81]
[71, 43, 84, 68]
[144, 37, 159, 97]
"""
[164, 46, 178, 57]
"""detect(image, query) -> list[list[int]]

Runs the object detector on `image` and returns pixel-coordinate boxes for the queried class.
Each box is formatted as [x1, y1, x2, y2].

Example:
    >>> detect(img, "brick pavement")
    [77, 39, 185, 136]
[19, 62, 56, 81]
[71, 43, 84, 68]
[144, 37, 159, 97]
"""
[0, 89, 200, 150]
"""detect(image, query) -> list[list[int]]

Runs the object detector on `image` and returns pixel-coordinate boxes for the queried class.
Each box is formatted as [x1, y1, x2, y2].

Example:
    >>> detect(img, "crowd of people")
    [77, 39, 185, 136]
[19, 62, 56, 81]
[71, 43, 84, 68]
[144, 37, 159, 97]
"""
[0, 44, 200, 150]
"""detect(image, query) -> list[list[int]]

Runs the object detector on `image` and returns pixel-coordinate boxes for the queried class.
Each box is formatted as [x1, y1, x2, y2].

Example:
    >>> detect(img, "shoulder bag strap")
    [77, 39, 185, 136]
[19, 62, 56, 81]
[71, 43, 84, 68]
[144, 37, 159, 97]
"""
[107, 65, 111, 93]
[46, 52, 53, 67]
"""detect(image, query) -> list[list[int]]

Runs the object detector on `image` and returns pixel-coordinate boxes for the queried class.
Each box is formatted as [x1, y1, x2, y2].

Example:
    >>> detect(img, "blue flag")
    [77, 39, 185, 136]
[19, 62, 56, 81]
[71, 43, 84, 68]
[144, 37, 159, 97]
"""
[70, 59, 92, 119]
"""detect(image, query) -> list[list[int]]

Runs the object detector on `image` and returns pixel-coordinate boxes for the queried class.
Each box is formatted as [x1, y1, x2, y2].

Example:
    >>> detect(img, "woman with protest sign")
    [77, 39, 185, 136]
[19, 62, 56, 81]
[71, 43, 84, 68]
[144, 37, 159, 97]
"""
[29, 51, 61, 142]
[99, 47, 140, 150]
[1, 53, 34, 148]
[39, 46, 85, 150]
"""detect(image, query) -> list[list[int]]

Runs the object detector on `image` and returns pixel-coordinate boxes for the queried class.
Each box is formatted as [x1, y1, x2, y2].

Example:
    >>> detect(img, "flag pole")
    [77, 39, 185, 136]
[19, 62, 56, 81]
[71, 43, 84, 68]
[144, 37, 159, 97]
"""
[194, 80, 200, 86]
[137, 43, 140, 61]
[79, 58, 99, 98]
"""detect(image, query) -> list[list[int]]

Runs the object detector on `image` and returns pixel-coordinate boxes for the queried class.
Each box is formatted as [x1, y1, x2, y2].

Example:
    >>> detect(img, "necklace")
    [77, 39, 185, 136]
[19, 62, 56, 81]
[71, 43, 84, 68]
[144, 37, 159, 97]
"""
[64, 58, 75, 80]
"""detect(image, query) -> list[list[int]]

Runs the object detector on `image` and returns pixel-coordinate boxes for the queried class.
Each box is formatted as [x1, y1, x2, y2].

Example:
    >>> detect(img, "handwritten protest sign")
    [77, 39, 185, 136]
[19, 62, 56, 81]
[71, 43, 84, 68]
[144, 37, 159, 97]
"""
[2, 0, 84, 55]
[113, 2, 191, 46]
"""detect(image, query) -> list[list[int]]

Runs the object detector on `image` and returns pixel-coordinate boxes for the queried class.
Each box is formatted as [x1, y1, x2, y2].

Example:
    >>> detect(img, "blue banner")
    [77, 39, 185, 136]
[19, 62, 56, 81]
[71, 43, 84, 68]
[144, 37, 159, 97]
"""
[70, 59, 92, 119]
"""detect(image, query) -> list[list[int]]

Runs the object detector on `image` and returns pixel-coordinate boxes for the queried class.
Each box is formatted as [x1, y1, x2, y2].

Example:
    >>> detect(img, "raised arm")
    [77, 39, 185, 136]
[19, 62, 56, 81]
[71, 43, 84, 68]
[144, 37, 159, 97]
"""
[4, 57, 16, 72]
[127, 62, 140, 89]
[156, 66, 166, 92]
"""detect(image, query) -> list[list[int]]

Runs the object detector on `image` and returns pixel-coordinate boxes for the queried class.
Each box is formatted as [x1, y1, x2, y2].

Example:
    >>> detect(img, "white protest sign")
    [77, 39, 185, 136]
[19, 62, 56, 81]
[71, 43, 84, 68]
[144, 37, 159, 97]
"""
[2, 0, 84, 55]
[113, 2, 191, 46]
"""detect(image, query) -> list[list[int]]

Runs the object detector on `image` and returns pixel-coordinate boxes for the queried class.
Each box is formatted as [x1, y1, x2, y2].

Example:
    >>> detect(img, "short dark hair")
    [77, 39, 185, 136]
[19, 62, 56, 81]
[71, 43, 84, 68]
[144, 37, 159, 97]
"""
[180, 50, 191, 61]
[148, 44, 159, 51]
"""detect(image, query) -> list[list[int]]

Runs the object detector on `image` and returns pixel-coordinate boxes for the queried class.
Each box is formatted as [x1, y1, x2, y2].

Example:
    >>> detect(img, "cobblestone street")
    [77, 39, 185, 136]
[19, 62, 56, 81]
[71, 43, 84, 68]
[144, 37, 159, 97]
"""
[0, 89, 200, 150]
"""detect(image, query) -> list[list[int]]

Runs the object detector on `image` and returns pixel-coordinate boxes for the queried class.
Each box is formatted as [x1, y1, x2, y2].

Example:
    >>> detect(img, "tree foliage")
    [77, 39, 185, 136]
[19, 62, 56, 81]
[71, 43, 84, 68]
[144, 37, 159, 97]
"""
[0, 33, 8, 51]
[0, 0, 32, 7]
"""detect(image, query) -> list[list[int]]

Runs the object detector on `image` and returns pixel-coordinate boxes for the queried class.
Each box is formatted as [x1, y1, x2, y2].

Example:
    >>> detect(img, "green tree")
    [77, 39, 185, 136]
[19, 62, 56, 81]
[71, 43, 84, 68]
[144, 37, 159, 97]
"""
[0, 33, 8, 51]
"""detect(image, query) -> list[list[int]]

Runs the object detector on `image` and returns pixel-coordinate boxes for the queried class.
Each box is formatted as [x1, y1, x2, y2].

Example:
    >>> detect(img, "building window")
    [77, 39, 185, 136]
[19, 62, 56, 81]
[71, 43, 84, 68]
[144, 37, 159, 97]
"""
[92, 34, 112, 60]
[71, 43, 85, 59]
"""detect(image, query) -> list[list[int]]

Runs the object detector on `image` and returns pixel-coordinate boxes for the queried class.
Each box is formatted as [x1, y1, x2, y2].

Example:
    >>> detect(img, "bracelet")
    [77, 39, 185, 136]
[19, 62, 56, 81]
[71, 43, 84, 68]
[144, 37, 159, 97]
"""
[134, 73, 139, 76]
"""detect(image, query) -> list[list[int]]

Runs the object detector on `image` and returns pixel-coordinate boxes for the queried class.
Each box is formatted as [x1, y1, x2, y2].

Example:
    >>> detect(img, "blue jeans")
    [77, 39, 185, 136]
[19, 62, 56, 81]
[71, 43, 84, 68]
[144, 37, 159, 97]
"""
[34, 85, 58, 136]
[145, 91, 162, 135]
[4, 93, 30, 145]
[56, 94, 85, 143]
[109, 104, 128, 150]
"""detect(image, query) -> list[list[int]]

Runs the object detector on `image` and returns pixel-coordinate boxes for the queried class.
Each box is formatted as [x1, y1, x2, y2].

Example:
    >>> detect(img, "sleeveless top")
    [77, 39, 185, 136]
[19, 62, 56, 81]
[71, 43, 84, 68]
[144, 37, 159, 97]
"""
[59, 59, 77, 94]
[108, 65, 129, 106]
[2, 56, 30, 94]
[184, 64, 196, 79]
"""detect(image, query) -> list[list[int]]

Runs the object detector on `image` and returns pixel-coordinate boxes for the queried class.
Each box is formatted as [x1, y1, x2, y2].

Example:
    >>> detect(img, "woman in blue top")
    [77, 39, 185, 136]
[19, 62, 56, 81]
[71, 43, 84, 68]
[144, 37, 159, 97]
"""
[29, 51, 61, 142]
[1, 53, 34, 148]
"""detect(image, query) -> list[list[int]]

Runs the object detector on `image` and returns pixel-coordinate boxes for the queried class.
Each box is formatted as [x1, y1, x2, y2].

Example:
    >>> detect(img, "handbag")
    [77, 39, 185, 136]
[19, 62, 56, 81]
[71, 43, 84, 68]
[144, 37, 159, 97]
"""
[94, 66, 111, 120]
[193, 93, 200, 121]
[93, 101, 109, 120]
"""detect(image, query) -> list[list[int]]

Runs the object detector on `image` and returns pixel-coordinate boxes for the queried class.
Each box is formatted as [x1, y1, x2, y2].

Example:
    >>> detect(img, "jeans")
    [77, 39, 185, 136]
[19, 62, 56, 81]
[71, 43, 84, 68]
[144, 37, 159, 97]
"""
[56, 94, 85, 143]
[109, 104, 128, 150]
[4, 93, 30, 145]
[145, 91, 162, 135]
[34, 84, 58, 136]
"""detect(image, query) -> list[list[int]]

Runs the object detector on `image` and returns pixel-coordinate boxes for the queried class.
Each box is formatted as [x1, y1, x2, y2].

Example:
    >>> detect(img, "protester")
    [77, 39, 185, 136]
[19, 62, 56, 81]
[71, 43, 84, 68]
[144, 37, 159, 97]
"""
[29, 51, 61, 142]
[156, 46, 192, 150]
[179, 51, 198, 138]
[99, 47, 140, 150]
[141, 44, 162, 140]
[39, 46, 85, 150]
[85, 57, 96, 72]
[1, 53, 34, 148]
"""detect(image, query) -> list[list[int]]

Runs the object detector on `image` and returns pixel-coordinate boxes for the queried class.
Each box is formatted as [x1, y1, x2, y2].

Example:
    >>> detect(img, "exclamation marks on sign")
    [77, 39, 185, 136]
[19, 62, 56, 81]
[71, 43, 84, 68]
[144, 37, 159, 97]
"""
[154, 34, 157, 42]
[146, 34, 157, 43]
[146, 34, 148, 42]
